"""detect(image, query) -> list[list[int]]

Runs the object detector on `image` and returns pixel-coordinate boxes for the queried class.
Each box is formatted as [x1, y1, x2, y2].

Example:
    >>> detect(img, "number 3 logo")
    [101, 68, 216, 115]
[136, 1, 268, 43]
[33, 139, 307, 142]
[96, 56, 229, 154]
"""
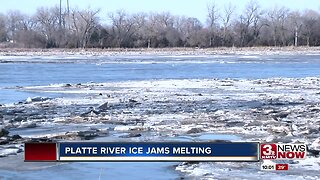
[261, 144, 276, 156]
[262, 144, 273, 155]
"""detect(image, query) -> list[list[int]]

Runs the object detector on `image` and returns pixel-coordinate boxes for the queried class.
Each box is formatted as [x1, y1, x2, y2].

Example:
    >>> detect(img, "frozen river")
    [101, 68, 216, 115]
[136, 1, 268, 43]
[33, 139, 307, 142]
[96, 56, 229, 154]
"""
[1, 54, 320, 179]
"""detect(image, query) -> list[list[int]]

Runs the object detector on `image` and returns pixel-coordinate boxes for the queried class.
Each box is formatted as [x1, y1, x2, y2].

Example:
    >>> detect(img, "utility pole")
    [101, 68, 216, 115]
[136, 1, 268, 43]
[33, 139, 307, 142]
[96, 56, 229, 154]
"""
[59, 0, 62, 30]
[64, 0, 70, 30]
[67, 0, 70, 29]
[67, 0, 70, 15]
[59, 0, 70, 46]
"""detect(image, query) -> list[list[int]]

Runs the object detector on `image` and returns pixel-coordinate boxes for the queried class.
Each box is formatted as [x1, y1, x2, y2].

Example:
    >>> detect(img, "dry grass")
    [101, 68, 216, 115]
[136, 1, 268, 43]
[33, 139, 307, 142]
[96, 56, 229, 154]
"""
[0, 46, 320, 56]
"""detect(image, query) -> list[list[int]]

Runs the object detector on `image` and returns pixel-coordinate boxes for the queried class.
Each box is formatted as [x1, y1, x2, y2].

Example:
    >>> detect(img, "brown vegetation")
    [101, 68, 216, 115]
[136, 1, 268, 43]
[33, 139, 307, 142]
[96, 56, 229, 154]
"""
[0, 0, 320, 49]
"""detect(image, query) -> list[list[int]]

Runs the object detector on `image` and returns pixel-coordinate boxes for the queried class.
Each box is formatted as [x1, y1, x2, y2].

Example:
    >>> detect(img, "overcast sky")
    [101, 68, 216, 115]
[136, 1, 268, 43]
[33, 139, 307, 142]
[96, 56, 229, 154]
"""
[0, 0, 319, 23]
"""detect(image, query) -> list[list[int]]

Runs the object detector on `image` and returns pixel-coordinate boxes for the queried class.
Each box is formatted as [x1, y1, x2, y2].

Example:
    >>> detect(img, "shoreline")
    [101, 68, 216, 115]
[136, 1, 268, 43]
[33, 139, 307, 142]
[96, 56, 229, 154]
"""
[1, 46, 320, 56]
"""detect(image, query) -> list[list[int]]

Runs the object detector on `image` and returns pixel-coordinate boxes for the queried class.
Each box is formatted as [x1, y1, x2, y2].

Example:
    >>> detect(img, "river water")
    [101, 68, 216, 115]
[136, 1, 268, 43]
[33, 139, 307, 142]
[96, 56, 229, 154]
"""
[1, 54, 320, 179]
[1, 54, 320, 104]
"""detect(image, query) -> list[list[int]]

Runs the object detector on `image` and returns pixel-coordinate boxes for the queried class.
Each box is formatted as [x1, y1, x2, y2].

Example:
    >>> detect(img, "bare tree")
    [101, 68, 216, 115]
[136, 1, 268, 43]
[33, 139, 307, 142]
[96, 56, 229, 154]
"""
[146, 12, 176, 47]
[130, 12, 148, 47]
[109, 10, 136, 48]
[35, 7, 60, 47]
[2, 3, 320, 48]
[69, 8, 100, 48]
[241, 0, 263, 46]
[6, 10, 25, 43]
[301, 9, 319, 46]
[288, 11, 303, 46]
[206, 0, 220, 47]
[221, 3, 235, 46]
[152, 12, 174, 28]
[18, 15, 45, 48]
[175, 16, 202, 47]
[267, 6, 290, 46]
[0, 13, 7, 42]
[78, 8, 100, 48]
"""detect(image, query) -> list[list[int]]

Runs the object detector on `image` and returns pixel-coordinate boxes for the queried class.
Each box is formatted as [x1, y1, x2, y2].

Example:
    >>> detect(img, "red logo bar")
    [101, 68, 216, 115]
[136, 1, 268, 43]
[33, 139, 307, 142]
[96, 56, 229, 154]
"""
[24, 143, 57, 161]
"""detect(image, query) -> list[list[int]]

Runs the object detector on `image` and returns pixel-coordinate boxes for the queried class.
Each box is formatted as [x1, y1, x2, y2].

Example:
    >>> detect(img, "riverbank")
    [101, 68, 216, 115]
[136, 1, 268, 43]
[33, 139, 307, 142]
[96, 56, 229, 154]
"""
[1, 46, 320, 56]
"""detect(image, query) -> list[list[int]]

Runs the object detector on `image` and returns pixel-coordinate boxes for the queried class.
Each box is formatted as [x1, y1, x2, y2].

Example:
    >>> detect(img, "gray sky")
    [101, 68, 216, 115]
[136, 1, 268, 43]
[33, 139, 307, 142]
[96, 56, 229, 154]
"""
[0, 0, 319, 23]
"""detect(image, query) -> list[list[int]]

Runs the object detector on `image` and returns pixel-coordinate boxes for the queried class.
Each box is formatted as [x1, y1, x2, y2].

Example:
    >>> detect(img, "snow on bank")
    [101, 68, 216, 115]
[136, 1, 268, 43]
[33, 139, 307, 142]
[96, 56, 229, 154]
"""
[1, 47, 320, 57]
[2, 50, 320, 65]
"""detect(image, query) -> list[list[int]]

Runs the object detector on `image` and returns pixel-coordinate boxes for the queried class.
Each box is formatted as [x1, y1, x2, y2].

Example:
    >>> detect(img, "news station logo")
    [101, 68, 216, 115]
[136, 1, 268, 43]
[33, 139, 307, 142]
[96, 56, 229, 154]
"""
[260, 143, 306, 160]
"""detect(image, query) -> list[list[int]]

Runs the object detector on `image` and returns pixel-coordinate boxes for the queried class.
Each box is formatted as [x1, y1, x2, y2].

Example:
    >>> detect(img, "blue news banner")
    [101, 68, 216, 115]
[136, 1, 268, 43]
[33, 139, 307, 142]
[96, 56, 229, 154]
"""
[58, 142, 259, 161]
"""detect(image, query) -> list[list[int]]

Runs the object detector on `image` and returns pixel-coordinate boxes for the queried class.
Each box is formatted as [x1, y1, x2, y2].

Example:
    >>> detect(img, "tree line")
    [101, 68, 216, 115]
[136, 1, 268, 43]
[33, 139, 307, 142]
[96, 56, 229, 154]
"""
[0, 0, 320, 49]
